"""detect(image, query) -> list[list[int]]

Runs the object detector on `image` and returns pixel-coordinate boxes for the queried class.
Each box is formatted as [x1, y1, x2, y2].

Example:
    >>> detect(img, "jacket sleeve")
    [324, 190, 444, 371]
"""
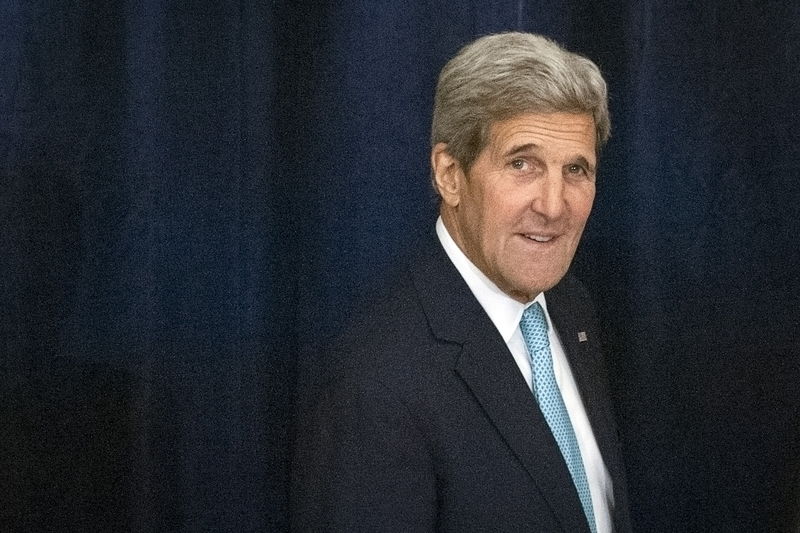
[290, 376, 437, 532]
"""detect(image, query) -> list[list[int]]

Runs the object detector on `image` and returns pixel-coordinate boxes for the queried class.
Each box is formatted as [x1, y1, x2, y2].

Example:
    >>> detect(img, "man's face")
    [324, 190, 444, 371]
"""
[435, 112, 597, 303]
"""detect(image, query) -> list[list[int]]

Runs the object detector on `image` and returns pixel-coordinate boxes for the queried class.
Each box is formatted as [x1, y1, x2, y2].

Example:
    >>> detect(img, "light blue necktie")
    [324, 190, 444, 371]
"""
[520, 303, 597, 533]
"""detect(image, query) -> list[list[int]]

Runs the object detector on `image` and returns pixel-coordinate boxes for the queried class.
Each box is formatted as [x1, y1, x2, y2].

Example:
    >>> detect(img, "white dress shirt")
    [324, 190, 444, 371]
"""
[436, 217, 615, 533]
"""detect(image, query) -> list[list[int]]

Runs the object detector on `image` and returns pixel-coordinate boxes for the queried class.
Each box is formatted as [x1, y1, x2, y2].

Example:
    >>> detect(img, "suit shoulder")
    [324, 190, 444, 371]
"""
[297, 263, 456, 406]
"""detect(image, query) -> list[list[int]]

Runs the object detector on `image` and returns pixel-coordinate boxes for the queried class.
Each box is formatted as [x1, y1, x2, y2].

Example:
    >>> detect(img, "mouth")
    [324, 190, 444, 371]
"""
[522, 233, 557, 243]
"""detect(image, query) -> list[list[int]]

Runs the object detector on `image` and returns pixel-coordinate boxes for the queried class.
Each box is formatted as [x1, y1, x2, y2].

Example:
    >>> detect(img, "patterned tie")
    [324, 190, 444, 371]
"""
[520, 303, 597, 533]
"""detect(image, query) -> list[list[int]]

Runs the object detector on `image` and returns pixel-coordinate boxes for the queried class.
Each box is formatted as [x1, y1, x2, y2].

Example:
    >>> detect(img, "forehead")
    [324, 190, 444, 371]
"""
[485, 112, 597, 157]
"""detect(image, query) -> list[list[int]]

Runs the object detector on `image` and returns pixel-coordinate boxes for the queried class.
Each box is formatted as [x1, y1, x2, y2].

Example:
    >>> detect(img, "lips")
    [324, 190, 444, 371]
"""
[522, 233, 556, 243]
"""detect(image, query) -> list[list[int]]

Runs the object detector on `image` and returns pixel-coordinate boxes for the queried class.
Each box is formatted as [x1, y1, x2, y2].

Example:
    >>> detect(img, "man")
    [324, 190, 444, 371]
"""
[291, 32, 631, 532]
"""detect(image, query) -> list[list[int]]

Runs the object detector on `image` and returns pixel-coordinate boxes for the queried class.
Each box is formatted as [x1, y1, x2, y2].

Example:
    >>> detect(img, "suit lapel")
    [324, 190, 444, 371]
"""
[453, 339, 592, 533]
[407, 231, 591, 533]
[546, 282, 617, 464]
[546, 279, 631, 533]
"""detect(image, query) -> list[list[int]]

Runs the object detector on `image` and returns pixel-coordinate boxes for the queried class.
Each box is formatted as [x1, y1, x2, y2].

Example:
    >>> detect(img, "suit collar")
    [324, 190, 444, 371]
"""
[405, 227, 487, 344]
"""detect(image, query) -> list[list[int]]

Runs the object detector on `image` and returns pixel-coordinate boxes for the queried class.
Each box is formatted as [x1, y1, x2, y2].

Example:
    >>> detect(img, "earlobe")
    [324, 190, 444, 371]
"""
[431, 143, 462, 207]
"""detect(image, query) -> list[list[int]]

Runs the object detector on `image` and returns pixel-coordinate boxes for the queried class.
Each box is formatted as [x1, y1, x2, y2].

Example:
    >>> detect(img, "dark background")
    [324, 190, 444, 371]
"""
[2, 1, 798, 531]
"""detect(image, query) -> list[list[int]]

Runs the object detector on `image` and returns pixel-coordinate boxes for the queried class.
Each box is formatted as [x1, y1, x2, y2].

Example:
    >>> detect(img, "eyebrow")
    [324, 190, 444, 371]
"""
[503, 143, 538, 158]
[503, 144, 596, 174]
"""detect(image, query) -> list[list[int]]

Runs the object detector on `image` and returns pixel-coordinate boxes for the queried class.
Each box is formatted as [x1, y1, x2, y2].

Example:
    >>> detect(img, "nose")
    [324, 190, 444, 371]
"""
[531, 169, 565, 220]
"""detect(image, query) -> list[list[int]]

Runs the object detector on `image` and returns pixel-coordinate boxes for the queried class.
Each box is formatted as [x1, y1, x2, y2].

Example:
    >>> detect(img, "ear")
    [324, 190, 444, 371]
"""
[431, 143, 464, 207]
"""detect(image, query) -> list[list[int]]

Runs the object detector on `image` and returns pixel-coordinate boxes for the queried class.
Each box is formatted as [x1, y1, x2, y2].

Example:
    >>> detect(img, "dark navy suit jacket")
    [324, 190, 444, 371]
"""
[291, 229, 632, 532]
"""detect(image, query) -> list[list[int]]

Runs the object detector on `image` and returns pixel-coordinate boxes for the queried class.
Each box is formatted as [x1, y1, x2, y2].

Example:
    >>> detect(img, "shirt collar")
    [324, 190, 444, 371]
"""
[435, 217, 548, 343]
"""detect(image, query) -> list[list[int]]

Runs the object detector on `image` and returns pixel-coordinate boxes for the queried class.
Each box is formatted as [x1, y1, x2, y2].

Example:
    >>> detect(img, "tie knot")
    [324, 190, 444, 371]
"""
[520, 302, 550, 352]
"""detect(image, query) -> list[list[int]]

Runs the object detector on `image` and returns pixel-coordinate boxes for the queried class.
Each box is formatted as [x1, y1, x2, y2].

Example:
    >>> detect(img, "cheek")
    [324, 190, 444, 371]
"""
[484, 204, 521, 244]
[470, 188, 508, 230]
[570, 189, 595, 222]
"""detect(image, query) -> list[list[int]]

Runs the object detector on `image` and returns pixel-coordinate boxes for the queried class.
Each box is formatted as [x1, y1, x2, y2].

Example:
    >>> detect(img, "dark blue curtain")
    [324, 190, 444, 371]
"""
[3, 1, 798, 531]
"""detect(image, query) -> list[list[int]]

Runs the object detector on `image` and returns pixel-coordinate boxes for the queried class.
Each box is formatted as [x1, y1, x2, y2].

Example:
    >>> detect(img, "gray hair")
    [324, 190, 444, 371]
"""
[431, 32, 610, 173]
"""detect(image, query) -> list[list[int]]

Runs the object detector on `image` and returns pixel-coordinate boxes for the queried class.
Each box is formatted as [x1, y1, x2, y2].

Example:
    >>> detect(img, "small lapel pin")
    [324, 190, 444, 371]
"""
[577, 331, 588, 343]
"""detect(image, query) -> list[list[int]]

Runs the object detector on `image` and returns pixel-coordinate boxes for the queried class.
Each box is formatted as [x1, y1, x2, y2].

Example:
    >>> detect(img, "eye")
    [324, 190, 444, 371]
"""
[566, 163, 585, 175]
[510, 159, 528, 170]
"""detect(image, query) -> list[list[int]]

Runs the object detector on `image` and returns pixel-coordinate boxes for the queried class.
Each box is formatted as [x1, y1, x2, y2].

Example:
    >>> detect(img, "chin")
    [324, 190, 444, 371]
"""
[507, 270, 567, 300]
